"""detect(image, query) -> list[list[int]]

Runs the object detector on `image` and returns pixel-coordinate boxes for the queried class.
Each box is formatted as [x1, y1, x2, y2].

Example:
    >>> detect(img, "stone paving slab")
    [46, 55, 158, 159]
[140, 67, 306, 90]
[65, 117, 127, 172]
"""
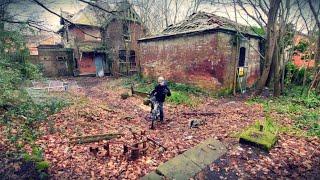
[156, 153, 202, 180]
[140, 171, 164, 180]
[141, 137, 226, 180]
[183, 138, 226, 169]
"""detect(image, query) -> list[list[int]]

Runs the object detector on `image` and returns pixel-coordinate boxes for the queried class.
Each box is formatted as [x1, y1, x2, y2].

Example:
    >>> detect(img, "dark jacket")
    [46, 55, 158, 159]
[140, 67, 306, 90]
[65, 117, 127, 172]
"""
[151, 84, 171, 102]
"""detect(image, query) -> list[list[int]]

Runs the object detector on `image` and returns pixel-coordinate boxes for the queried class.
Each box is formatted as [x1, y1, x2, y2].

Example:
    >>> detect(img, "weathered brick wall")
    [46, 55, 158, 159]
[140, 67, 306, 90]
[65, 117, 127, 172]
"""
[139, 33, 233, 90]
[246, 38, 261, 87]
[105, 20, 145, 74]
[36, 48, 73, 77]
[69, 27, 101, 43]
[139, 32, 260, 91]
[106, 20, 145, 53]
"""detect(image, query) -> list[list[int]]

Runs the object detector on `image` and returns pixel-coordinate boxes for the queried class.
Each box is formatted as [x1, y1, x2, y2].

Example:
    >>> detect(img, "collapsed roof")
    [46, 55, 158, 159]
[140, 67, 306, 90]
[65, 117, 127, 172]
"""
[60, 0, 141, 28]
[139, 12, 261, 41]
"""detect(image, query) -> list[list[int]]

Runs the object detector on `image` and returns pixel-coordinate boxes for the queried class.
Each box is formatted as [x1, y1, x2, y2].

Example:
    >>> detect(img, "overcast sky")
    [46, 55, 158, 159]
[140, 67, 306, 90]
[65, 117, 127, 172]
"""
[7, 0, 316, 33]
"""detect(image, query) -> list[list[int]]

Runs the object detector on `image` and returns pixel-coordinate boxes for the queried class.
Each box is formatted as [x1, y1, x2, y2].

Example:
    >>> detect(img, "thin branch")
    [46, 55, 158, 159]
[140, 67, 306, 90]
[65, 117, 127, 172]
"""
[0, 18, 54, 32]
[308, 0, 320, 28]
[78, 0, 118, 15]
[237, 0, 264, 28]
[223, 3, 265, 60]
[30, 0, 100, 39]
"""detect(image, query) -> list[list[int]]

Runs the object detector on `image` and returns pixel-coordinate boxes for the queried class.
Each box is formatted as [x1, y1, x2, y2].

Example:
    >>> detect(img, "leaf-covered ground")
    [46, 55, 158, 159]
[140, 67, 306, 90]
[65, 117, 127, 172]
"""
[1, 77, 319, 179]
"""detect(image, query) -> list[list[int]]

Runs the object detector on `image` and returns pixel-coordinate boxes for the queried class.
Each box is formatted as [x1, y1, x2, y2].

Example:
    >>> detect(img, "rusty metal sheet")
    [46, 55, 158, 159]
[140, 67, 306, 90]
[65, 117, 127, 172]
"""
[79, 53, 96, 75]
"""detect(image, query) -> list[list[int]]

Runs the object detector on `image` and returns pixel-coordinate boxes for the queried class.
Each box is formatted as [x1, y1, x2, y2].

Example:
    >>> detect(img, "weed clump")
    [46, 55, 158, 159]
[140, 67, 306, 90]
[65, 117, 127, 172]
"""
[247, 86, 320, 137]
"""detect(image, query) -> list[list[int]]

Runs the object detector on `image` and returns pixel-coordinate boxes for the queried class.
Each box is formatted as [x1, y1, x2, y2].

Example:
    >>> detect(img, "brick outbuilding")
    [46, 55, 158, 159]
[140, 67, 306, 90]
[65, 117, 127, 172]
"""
[138, 12, 263, 92]
[59, 1, 146, 77]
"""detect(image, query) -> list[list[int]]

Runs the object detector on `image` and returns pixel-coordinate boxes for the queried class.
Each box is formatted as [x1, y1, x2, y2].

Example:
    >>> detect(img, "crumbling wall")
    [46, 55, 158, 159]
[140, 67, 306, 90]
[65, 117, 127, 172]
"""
[36, 48, 74, 77]
[138, 32, 261, 91]
[139, 32, 233, 90]
[105, 20, 146, 75]
[246, 38, 261, 87]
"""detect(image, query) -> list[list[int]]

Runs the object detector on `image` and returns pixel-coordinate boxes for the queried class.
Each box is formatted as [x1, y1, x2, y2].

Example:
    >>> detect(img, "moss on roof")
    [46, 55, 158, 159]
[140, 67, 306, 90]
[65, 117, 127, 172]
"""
[139, 12, 262, 41]
[64, 1, 141, 27]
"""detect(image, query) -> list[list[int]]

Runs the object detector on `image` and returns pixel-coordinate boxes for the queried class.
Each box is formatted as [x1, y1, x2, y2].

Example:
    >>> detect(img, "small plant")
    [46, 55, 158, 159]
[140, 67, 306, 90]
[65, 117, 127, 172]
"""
[36, 161, 50, 171]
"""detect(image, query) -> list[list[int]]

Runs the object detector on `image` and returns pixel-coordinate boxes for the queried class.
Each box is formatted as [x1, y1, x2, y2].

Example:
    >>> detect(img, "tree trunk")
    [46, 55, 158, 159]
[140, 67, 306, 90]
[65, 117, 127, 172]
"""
[266, 52, 276, 87]
[310, 33, 320, 91]
[273, 42, 281, 97]
[256, 0, 281, 94]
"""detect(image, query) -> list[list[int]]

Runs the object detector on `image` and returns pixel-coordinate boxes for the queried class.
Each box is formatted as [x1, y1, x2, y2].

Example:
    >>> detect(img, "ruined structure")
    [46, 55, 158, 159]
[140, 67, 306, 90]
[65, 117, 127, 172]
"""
[138, 12, 262, 92]
[59, 1, 146, 77]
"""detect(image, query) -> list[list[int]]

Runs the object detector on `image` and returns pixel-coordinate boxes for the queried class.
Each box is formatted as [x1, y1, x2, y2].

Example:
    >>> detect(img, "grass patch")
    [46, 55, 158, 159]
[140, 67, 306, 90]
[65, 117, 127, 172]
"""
[246, 86, 320, 137]
[239, 117, 278, 151]
[123, 75, 207, 106]
[167, 91, 192, 105]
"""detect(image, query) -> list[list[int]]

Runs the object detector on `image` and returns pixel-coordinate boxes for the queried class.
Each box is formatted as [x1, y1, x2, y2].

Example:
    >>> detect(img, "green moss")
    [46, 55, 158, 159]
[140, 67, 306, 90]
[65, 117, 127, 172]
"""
[239, 119, 278, 151]
[36, 161, 50, 171]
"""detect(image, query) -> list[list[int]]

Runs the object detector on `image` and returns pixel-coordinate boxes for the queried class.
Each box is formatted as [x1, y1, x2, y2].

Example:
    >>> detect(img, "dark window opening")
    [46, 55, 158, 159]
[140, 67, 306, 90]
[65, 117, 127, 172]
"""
[74, 58, 78, 69]
[238, 47, 246, 67]
[129, 50, 136, 69]
[119, 50, 126, 61]
[123, 22, 131, 41]
[57, 56, 66, 61]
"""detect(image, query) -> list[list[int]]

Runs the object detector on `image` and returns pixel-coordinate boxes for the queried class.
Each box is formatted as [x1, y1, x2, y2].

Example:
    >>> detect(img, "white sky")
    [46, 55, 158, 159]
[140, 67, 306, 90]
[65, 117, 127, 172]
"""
[7, 0, 311, 33]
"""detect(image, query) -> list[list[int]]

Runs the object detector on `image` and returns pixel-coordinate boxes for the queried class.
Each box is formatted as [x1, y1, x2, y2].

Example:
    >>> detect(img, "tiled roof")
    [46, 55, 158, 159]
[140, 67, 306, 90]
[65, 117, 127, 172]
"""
[140, 12, 260, 41]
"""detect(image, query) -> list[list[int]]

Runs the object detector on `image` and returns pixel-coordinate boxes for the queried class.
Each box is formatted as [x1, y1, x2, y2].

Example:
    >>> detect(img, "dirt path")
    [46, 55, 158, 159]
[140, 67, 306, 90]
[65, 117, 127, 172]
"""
[35, 77, 319, 179]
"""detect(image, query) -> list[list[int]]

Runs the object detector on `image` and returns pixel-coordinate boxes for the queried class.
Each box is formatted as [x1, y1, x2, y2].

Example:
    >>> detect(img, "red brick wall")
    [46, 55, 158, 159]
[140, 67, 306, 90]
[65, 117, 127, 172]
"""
[106, 20, 145, 52]
[246, 38, 261, 87]
[139, 33, 231, 90]
[105, 20, 146, 74]
[139, 32, 261, 91]
[69, 27, 101, 42]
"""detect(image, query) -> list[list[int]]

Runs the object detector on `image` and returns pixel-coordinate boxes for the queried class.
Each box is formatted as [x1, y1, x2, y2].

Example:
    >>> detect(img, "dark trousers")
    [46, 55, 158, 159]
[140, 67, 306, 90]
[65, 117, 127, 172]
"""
[159, 102, 164, 121]
[151, 101, 164, 121]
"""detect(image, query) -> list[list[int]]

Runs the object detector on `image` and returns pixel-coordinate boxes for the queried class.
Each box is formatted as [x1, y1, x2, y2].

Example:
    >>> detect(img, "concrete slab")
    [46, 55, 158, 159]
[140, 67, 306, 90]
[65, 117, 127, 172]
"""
[183, 138, 227, 169]
[142, 138, 226, 180]
[140, 171, 164, 180]
[156, 154, 202, 180]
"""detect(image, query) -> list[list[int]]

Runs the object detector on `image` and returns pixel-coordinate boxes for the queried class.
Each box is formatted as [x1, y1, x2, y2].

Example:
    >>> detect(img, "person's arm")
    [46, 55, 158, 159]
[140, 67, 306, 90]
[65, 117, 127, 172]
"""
[166, 86, 171, 97]
[150, 85, 158, 95]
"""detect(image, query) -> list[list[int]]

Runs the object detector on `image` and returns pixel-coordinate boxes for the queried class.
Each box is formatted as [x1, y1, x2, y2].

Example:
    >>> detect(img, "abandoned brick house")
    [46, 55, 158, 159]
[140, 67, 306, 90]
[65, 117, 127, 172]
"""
[26, 33, 74, 77]
[138, 12, 262, 91]
[59, 1, 146, 77]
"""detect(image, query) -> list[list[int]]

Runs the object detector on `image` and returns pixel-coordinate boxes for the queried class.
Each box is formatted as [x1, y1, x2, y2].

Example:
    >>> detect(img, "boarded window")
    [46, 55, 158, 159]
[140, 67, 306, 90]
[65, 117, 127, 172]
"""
[119, 50, 126, 61]
[129, 50, 136, 68]
[238, 47, 246, 67]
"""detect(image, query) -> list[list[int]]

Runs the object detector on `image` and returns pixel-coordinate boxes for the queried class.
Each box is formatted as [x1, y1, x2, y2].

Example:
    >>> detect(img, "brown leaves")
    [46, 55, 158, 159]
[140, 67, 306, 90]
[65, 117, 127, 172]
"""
[32, 78, 320, 179]
[202, 134, 320, 179]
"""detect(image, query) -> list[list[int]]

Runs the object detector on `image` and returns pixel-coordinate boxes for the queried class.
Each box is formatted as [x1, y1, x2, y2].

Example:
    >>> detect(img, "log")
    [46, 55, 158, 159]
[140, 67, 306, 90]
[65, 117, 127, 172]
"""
[147, 137, 167, 151]
[70, 133, 122, 144]
[132, 90, 149, 98]
[182, 112, 220, 116]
